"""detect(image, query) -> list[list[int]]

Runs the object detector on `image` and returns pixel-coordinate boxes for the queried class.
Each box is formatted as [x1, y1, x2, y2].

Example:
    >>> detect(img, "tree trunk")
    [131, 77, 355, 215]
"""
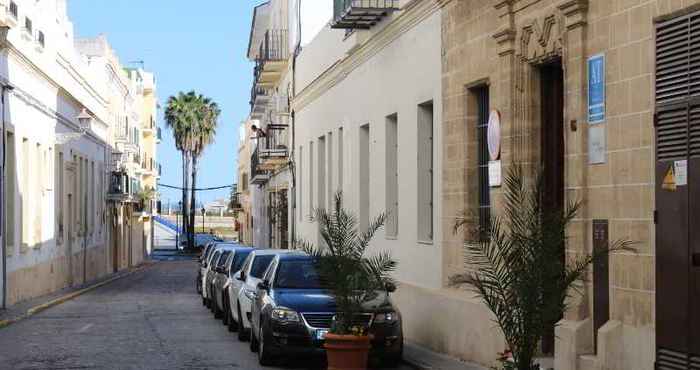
[189, 154, 198, 248]
[182, 151, 190, 247]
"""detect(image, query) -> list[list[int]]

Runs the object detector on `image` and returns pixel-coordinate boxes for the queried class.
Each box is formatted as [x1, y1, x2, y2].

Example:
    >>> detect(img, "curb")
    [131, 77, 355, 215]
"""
[0, 263, 153, 329]
[402, 358, 432, 370]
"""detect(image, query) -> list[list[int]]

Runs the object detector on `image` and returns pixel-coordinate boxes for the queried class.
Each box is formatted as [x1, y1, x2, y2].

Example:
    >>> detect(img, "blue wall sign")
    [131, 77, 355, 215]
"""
[588, 54, 606, 123]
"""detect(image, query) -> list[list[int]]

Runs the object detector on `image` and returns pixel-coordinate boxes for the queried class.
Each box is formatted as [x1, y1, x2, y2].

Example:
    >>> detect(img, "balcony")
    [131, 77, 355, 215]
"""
[250, 148, 270, 185]
[256, 124, 289, 171]
[0, 1, 18, 28]
[231, 192, 243, 211]
[107, 171, 136, 203]
[143, 116, 155, 135]
[255, 29, 289, 88]
[250, 85, 271, 119]
[331, 0, 399, 29]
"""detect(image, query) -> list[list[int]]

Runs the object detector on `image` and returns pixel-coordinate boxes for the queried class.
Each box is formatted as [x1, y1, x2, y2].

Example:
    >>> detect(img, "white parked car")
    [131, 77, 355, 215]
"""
[228, 249, 302, 341]
[200, 242, 236, 305]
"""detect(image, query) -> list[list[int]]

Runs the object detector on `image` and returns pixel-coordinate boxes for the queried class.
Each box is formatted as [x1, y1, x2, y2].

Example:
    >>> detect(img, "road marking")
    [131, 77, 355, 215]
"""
[77, 323, 93, 333]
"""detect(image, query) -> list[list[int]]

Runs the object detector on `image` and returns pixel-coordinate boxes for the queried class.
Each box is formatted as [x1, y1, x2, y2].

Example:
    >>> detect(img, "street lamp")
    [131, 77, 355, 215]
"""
[56, 108, 92, 145]
[176, 201, 182, 250]
[201, 207, 206, 233]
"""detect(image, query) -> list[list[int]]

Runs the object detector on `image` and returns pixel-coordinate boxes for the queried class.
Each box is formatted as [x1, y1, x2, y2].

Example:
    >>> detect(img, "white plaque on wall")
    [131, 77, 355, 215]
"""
[588, 125, 606, 164]
[489, 160, 502, 187]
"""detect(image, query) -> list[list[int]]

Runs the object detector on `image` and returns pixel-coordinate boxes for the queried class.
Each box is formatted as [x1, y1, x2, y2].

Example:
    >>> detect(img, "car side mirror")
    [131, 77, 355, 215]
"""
[257, 281, 269, 291]
[386, 282, 397, 293]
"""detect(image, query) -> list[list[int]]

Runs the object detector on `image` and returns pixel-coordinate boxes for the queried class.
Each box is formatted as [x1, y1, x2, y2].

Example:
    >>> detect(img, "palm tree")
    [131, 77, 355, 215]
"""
[188, 94, 220, 246]
[164, 91, 197, 245]
[454, 166, 634, 370]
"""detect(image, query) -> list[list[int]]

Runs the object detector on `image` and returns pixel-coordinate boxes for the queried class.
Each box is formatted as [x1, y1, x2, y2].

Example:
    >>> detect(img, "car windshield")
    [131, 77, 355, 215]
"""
[274, 260, 324, 289]
[249, 255, 275, 279]
[231, 251, 252, 275]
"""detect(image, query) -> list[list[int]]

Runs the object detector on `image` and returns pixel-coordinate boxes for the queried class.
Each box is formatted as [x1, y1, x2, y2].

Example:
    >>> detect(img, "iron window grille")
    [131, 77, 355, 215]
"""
[8, 1, 17, 19]
[476, 86, 491, 241]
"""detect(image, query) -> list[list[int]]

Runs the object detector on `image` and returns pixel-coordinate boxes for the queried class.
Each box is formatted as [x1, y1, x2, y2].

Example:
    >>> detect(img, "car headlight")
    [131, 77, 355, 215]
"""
[243, 288, 256, 300]
[374, 311, 399, 324]
[271, 308, 300, 322]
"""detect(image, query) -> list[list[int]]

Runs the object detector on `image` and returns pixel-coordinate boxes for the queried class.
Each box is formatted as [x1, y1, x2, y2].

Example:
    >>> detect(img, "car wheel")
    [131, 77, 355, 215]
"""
[221, 297, 229, 325]
[237, 304, 248, 342]
[202, 297, 206, 307]
[258, 324, 274, 366]
[196, 278, 202, 294]
[227, 306, 237, 332]
[249, 322, 259, 353]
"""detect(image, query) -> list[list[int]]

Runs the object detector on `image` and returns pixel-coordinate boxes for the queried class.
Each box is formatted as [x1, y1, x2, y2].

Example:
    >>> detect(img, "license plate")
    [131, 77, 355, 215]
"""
[316, 330, 328, 340]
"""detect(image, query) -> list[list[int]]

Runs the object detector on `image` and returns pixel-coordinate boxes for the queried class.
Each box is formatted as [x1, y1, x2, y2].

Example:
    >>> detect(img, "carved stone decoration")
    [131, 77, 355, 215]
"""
[518, 14, 564, 65]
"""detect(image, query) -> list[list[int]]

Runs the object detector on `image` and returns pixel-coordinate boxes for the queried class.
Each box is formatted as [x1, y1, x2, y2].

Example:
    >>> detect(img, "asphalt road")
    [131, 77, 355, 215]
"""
[0, 234, 410, 369]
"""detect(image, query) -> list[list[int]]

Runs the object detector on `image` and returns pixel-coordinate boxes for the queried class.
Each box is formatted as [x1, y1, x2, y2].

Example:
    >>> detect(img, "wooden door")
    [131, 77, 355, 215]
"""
[655, 11, 700, 369]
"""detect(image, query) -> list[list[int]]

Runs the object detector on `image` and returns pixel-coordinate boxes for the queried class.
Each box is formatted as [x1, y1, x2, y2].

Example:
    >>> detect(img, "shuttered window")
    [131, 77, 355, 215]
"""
[656, 12, 700, 160]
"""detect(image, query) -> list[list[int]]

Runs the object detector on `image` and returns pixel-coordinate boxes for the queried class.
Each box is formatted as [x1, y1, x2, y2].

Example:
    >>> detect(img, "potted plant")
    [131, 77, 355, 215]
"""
[454, 166, 634, 370]
[301, 191, 396, 370]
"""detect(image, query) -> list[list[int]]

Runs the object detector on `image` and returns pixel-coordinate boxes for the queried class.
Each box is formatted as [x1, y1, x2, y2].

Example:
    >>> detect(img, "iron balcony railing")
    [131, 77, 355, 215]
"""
[250, 85, 270, 109]
[258, 29, 289, 63]
[251, 147, 269, 184]
[332, 0, 399, 29]
[231, 192, 242, 210]
[256, 124, 289, 160]
[109, 171, 129, 195]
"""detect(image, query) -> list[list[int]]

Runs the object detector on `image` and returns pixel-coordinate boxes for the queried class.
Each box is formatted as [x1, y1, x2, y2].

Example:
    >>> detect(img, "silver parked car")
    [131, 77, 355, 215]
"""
[200, 242, 236, 306]
[211, 247, 255, 330]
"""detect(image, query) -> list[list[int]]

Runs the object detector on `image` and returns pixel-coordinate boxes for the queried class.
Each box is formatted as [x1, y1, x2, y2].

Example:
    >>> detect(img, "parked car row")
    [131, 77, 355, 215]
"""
[197, 242, 404, 367]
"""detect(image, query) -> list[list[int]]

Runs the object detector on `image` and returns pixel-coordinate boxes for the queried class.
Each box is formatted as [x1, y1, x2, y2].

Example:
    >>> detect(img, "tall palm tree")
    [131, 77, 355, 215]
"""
[188, 94, 220, 242]
[164, 91, 198, 243]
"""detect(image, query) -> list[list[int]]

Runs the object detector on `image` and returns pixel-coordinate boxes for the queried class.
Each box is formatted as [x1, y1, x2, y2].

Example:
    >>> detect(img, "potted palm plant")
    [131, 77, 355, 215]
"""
[454, 166, 634, 370]
[301, 191, 397, 370]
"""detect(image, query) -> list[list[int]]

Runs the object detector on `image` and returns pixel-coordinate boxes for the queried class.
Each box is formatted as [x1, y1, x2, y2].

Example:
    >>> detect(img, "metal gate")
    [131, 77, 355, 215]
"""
[655, 11, 700, 370]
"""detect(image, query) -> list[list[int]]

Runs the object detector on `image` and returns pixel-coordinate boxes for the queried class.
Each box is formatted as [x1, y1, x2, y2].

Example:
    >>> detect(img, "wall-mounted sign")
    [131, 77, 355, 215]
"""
[675, 160, 687, 186]
[487, 110, 501, 161]
[489, 160, 502, 187]
[588, 124, 606, 164]
[588, 54, 606, 123]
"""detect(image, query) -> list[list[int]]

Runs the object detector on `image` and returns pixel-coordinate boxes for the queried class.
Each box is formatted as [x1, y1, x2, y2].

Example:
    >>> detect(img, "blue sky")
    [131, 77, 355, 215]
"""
[68, 0, 267, 207]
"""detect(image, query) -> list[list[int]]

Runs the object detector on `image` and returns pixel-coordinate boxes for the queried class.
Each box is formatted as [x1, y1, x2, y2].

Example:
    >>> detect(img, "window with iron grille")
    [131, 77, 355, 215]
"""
[24, 17, 32, 34]
[37, 31, 45, 48]
[9, 1, 18, 19]
[475, 86, 490, 240]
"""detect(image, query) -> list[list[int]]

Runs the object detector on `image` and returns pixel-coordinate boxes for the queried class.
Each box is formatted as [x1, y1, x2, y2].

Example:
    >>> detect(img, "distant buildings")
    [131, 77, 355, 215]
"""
[0, 0, 159, 307]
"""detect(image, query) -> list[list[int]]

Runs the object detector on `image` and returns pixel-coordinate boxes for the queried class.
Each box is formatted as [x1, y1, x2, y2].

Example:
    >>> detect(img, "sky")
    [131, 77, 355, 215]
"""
[68, 0, 268, 207]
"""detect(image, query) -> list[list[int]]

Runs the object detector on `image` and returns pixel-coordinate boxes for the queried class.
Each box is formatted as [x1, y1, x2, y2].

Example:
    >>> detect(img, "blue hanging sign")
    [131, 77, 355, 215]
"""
[588, 54, 606, 124]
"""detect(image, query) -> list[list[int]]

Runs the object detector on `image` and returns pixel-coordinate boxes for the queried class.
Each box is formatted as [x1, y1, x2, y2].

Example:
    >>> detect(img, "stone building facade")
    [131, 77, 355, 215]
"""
[437, 0, 700, 369]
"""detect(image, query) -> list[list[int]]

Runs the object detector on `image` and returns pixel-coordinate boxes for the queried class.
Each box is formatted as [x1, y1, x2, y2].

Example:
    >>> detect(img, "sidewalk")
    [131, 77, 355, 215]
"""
[403, 342, 488, 370]
[0, 264, 150, 328]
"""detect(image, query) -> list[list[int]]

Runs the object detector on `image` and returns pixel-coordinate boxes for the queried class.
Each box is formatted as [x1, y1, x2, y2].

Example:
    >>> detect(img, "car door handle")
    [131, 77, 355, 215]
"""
[693, 253, 700, 267]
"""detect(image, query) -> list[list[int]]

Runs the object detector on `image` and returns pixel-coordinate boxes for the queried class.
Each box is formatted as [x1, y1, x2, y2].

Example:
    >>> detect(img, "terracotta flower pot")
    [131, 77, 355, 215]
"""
[324, 333, 371, 370]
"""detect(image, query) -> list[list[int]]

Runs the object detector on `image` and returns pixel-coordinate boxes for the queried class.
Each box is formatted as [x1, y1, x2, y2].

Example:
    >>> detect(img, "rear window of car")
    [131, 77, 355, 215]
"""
[249, 255, 275, 279]
[218, 251, 231, 267]
[231, 250, 252, 275]
[274, 260, 324, 289]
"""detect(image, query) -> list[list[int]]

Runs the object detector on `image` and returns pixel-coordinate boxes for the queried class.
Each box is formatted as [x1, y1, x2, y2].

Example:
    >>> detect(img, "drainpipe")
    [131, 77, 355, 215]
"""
[0, 26, 11, 309]
[289, 0, 302, 249]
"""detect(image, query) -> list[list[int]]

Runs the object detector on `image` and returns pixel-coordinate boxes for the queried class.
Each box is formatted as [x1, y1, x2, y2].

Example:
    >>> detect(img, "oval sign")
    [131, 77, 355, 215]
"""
[487, 109, 501, 161]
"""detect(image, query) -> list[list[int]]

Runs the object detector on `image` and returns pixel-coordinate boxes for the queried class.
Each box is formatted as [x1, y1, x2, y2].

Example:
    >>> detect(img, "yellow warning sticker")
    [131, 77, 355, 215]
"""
[662, 165, 676, 191]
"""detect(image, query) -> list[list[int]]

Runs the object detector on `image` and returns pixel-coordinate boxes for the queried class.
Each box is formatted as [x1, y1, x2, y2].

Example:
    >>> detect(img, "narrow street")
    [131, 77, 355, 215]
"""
[0, 225, 410, 370]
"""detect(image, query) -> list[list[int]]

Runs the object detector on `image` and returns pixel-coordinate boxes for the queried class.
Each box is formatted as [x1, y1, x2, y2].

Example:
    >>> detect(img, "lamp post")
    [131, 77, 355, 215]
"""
[77, 109, 92, 282]
[176, 201, 181, 250]
[201, 207, 206, 234]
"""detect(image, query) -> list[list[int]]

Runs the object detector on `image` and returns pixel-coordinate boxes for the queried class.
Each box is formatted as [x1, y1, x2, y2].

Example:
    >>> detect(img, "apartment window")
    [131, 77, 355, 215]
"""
[37, 31, 45, 48]
[359, 124, 370, 230]
[90, 161, 95, 235]
[385, 114, 398, 238]
[24, 17, 32, 34]
[298, 146, 303, 220]
[21, 138, 29, 249]
[417, 101, 434, 242]
[318, 135, 326, 211]
[327, 132, 333, 209]
[475, 86, 490, 239]
[308, 141, 314, 217]
[56, 151, 64, 243]
[35, 144, 43, 247]
[338, 128, 343, 193]
[5, 132, 15, 255]
[9, 1, 18, 20]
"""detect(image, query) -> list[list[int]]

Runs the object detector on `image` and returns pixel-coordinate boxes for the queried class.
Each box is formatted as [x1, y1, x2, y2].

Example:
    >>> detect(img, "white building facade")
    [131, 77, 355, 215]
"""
[0, 0, 157, 308]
